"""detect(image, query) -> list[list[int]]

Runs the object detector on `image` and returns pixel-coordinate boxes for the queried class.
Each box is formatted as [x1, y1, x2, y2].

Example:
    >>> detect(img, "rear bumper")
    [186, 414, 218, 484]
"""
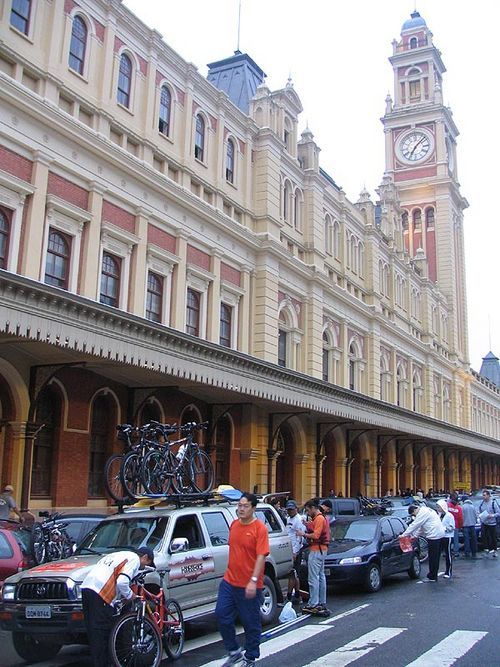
[0, 601, 86, 638]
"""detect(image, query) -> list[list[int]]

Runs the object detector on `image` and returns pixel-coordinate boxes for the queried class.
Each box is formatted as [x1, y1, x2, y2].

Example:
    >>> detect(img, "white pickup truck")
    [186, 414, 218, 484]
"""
[0, 500, 293, 663]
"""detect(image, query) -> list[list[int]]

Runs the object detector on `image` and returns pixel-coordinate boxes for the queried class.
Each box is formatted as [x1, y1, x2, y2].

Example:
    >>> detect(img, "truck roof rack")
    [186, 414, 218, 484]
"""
[116, 490, 242, 513]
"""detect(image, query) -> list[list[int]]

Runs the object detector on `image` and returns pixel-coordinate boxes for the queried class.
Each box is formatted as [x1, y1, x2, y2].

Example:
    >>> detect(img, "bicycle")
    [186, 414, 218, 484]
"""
[109, 568, 184, 667]
[142, 421, 214, 496]
[30, 511, 75, 565]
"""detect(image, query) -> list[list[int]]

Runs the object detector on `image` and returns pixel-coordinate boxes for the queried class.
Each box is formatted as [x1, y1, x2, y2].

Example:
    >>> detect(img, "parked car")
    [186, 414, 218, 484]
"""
[300, 515, 421, 594]
[0, 521, 34, 585]
[0, 500, 293, 663]
[52, 513, 107, 547]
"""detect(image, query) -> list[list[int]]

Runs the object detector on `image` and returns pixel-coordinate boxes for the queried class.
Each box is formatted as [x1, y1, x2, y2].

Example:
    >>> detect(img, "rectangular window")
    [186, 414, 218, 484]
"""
[146, 271, 163, 323]
[186, 288, 201, 337]
[45, 229, 71, 289]
[11, 0, 31, 35]
[0, 208, 11, 269]
[220, 303, 232, 347]
[323, 348, 329, 382]
[100, 253, 121, 307]
[201, 512, 230, 546]
[409, 80, 421, 100]
[278, 330, 287, 368]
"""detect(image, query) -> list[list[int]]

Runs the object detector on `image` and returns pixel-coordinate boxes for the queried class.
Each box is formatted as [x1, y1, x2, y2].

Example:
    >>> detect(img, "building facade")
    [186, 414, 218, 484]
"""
[0, 1, 499, 511]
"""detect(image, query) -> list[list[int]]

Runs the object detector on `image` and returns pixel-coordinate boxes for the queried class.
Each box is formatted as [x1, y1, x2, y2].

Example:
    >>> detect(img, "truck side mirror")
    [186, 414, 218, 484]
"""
[169, 537, 189, 554]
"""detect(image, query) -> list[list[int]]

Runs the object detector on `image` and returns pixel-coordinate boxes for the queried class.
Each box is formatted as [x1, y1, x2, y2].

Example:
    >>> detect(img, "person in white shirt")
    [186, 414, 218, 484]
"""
[437, 499, 455, 578]
[402, 504, 445, 582]
[81, 547, 155, 667]
[285, 500, 304, 604]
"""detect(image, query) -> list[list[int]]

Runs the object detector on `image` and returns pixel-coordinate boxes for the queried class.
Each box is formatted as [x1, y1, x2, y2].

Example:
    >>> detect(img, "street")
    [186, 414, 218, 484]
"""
[1, 553, 499, 666]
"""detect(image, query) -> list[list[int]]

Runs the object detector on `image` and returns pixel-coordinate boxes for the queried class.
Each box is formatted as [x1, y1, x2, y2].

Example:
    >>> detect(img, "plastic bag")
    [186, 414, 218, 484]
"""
[279, 601, 297, 623]
[399, 535, 413, 553]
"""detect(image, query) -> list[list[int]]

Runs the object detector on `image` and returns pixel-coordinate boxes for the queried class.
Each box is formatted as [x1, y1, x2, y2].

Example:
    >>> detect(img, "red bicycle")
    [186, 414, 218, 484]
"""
[109, 568, 184, 666]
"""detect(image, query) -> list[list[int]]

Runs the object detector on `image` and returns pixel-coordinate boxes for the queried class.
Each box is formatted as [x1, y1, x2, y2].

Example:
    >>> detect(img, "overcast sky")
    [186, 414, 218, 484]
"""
[123, 0, 498, 371]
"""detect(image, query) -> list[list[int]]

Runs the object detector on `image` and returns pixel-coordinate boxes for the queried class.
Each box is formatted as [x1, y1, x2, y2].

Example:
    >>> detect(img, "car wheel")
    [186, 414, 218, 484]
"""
[260, 574, 278, 626]
[12, 632, 62, 663]
[364, 563, 382, 593]
[408, 553, 421, 579]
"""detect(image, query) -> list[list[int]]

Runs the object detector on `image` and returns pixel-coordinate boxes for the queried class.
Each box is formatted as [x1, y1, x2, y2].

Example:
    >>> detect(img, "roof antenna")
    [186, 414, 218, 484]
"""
[489, 314, 492, 351]
[236, 0, 242, 53]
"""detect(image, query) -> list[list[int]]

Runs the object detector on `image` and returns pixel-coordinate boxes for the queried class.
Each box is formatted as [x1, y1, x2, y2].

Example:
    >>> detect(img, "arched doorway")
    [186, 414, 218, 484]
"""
[32, 385, 62, 499]
[88, 394, 116, 498]
[139, 399, 162, 426]
[275, 424, 295, 496]
[214, 415, 232, 487]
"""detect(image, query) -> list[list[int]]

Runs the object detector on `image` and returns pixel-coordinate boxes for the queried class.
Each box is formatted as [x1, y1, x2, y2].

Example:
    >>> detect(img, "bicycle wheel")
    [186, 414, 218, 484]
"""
[189, 450, 214, 494]
[120, 452, 145, 499]
[170, 457, 196, 495]
[109, 612, 162, 667]
[104, 454, 128, 503]
[30, 523, 46, 565]
[143, 450, 171, 495]
[162, 598, 184, 660]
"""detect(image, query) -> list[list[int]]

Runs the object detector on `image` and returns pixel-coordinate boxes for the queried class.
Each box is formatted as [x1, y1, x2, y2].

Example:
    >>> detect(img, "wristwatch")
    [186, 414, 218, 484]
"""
[250, 576, 258, 583]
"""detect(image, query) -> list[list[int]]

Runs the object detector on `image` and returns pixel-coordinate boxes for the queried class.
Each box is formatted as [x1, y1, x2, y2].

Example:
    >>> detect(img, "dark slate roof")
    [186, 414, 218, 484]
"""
[319, 167, 341, 191]
[206, 51, 266, 114]
[479, 351, 500, 387]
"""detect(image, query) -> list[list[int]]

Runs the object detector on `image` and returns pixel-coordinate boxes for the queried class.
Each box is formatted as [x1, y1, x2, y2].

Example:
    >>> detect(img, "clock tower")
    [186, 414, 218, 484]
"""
[382, 11, 469, 365]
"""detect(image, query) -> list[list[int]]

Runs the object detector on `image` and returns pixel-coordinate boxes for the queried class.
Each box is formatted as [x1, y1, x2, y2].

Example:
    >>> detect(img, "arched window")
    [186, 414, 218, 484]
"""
[425, 207, 435, 228]
[333, 220, 340, 258]
[324, 216, 332, 255]
[226, 138, 235, 183]
[413, 209, 422, 230]
[294, 190, 302, 230]
[194, 114, 205, 161]
[284, 117, 292, 151]
[322, 331, 330, 382]
[409, 36, 418, 49]
[10, 0, 32, 35]
[117, 53, 132, 107]
[358, 242, 365, 278]
[146, 271, 163, 323]
[396, 365, 406, 407]
[412, 370, 422, 412]
[348, 342, 357, 391]
[186, 288, 201, 337]
[100, 253, 121, 307]
[140, 400, 162, 426]
[283, 181, 292, 222]
[68, 15, 87, 75]
[45, 229, 71, 289]
[32, 386, 60, 497]
[158, 85, 171, 136]
[0, 209, 10, 269]
[89, 395, 113, 497]
[278, 312, 287, 368]
[402, 211, 409, 230]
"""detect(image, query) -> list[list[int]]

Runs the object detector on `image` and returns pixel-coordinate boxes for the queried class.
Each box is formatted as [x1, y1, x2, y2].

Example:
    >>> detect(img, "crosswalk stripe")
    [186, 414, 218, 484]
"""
[319, 603, 371, 624]
[405, 630, 487, 666]
[201, 623, 331, 667]
[302, 627, 406, 666]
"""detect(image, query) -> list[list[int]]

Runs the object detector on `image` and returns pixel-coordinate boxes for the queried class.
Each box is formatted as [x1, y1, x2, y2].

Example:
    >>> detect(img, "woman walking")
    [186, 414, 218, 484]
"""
[437, 499, 455, 579]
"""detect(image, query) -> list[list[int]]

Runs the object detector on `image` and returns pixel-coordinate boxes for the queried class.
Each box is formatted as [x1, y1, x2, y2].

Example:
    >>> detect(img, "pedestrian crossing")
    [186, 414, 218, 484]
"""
[197, 613, 488, 667]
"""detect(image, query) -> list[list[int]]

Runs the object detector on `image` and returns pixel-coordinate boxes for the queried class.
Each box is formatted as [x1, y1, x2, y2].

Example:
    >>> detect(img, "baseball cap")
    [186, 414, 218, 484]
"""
[285, 500, 298, 510]
[3, 485, 14, 492]
[137, 546, 156, 567]
[320, 499, 333, 510]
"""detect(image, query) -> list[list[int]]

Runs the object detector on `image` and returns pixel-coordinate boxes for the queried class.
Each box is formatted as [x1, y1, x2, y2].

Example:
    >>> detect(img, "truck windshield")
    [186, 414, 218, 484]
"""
[77, 517, 168, 554]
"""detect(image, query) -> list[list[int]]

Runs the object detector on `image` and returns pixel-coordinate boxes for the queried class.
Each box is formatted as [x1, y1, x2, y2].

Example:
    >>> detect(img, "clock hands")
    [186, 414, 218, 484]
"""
[410, 136, 425, 157]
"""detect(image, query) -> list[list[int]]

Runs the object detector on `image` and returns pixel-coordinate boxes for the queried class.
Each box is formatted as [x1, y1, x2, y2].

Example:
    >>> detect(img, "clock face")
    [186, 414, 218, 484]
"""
[399, 131, 432, 162]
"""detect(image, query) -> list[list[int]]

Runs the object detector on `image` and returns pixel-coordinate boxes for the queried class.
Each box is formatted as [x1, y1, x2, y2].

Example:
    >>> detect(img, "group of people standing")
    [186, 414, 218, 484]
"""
[401, 488, 500, 582]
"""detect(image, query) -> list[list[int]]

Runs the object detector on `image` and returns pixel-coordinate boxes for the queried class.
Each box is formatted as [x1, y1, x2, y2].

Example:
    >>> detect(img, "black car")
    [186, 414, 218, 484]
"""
[300, 515, 421, 594]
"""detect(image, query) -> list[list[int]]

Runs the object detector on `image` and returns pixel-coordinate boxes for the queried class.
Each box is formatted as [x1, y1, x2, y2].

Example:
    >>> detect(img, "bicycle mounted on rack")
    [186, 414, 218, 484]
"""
[109, 567, 184, 667]
[104, 421, 214, 503]
[30, 511, 75, 565]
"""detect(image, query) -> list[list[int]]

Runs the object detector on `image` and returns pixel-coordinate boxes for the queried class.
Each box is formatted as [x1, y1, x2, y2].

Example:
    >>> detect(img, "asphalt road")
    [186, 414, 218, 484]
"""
[1, 552, 499, 666]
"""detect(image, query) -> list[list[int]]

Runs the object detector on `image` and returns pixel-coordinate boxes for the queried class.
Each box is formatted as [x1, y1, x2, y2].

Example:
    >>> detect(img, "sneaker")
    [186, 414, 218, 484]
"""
[443, 574, 451, 579]
[242, 660, 255, 667]
[493, 552, 497, 558]
[315, 606, 331, 617]
[221, 648, 244, 667]
[301, 604, 319, 614]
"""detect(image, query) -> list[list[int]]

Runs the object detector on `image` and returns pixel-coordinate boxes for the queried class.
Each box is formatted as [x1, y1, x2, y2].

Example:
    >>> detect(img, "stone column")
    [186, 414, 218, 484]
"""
[207, 251, 222, 343]
[170, 232, 189, 330]
[129, 208, 149, 316]
[238, 266, 251, 353]
[80, 182, 105, 299]
[20, 152, 51, 279]
[7, 422, 27, 505]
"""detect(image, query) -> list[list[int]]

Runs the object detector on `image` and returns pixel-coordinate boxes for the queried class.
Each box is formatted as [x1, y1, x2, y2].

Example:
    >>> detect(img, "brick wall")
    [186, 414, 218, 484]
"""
[47, 173, 89, 210]
[0, 146, 33, 182]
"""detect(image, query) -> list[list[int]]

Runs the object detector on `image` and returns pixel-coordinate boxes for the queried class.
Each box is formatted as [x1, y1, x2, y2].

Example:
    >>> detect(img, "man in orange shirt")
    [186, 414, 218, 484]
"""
[216, 492, 270, 667]
[297, 499, 330, 616]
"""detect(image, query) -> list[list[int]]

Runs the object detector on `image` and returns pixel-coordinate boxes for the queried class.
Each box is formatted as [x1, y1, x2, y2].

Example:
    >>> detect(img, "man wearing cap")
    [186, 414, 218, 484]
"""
[81, 547, 155, 667]
[0, 485, 23, 521]
[285, 500, 304, 604]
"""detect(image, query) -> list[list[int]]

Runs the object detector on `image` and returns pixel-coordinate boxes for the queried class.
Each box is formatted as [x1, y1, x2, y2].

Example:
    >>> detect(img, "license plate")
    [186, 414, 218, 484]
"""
[324, 568, 331, 576]
[25, 605, 51, 619]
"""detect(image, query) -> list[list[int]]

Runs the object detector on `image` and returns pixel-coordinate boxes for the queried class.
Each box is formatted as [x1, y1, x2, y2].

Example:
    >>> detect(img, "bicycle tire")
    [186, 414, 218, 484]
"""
[162, 598, 184, 660]
[143, 450, 171, 495]
[120, 452, 145, 500]
[170, 456, 197, 495]
[104, 454, 128, 503]
[109, 612, 162, 667]
[30, 523, 46, 565]
[188, 450, 214, 494]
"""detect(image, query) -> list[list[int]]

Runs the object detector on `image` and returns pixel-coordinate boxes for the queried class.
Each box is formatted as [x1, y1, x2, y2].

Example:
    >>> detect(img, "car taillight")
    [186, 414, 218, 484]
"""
[17, 558, 29, 572]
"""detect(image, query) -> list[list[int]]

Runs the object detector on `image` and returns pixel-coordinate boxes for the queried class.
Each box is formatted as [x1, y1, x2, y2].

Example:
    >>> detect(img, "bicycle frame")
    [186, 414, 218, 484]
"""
[130, 574, 181, 639]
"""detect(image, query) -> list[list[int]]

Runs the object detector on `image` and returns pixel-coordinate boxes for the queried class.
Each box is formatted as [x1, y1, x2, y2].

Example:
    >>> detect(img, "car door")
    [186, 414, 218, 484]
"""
[389, 517, 411, 571]
[166, 513, 216, 609]
[200, 511, 230, 597]
[379, 518, 396, 574]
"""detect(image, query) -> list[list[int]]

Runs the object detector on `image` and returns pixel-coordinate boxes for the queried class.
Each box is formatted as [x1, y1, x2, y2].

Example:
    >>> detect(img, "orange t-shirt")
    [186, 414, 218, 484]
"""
[224, 518, 270, 588]
[307, 512, 327, 552]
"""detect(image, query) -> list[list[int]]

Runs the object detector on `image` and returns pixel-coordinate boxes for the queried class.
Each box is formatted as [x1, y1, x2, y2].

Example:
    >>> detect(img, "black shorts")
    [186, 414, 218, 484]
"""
[290, 553, 301, 573]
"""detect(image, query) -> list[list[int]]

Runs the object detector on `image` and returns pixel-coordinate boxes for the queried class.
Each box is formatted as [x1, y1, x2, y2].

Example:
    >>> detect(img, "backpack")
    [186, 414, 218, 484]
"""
[318, 513, 331, 552]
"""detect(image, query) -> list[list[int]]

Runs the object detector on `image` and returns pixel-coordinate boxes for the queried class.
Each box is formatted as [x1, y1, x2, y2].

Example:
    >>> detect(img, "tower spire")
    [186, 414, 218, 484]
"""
[236, 0, 242, 53]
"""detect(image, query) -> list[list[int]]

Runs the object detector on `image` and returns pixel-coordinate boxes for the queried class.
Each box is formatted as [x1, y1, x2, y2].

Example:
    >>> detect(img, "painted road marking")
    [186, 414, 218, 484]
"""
[405, 630, 487, 666]
[302, 627, 406, 666]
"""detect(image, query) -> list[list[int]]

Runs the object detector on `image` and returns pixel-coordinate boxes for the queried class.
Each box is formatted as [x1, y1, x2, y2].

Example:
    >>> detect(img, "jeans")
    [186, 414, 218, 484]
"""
[82, 588, 114, 667]
[427, 538, 441, 580]
[215, 579, 263, 661]
[308, 550, 327, 606]
[463, 525, 477, 556]
[452, 528, 460, 556]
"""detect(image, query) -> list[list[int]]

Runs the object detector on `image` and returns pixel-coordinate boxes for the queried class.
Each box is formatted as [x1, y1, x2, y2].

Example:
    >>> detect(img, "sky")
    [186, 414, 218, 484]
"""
[123, 0, 499, 371]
